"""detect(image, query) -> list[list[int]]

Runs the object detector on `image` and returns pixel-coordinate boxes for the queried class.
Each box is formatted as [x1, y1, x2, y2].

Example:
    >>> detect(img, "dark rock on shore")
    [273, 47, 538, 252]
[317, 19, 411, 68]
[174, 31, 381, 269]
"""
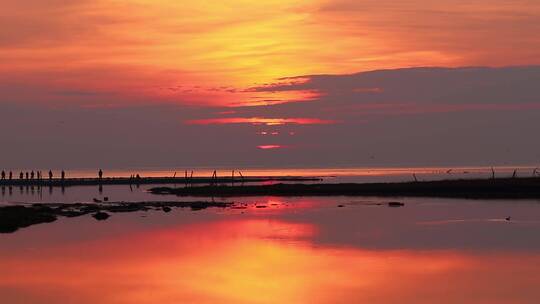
[92, 212, 110, 221]
[0, 200, 233, 234]
[0, 205, 58, 233]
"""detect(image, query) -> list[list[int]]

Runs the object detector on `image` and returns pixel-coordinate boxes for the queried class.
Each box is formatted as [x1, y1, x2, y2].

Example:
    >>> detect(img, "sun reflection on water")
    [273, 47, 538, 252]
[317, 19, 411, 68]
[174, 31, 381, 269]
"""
[1, 216, 540, 303]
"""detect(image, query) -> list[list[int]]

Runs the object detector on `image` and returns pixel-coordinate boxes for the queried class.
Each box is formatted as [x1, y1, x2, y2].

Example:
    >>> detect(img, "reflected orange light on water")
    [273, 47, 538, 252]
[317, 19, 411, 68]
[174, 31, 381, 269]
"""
[1, 219, 539, 303]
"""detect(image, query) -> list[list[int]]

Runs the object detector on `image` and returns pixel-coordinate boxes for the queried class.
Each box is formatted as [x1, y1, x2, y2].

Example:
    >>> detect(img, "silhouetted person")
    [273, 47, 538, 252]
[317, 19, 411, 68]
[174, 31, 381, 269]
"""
[136, 174, 141, 179]
[9, 171, 12, 180]
[37, 171, 41, 180]
[19, 172, 23, 180]
[49, 170, 53, 181]
[1, 170, 5, 180]
[31, 171, 35, 180]
[98, 169, 103, 180]
[61, 170, 65, 181]
[25, 172, 29, 180]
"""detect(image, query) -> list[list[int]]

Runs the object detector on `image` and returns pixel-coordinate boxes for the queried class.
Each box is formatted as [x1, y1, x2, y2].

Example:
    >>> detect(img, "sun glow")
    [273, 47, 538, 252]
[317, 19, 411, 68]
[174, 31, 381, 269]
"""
[257, 145, 283, 150]
[4, 0, 538, 108]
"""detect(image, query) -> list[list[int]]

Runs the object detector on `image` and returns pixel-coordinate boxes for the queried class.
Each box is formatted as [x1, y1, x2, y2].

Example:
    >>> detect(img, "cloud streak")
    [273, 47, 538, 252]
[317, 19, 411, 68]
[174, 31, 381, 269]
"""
[186, 117, 336, 126]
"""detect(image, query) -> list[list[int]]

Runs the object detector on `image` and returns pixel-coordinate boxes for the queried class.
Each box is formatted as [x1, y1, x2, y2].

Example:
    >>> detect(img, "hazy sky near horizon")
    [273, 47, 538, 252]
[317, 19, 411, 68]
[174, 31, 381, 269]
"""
[1, 0, 540, 169]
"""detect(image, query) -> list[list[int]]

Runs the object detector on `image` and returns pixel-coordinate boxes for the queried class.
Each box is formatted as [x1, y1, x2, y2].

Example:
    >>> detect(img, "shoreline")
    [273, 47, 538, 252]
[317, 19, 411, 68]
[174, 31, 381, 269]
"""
[150, 177, 540, 199]
[3, 176, 540, 234]
[0, 176, 322, 187]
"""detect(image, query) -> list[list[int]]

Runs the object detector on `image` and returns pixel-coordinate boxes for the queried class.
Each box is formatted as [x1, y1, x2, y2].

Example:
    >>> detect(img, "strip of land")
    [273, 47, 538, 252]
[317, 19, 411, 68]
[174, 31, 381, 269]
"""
[0, 176, 321, 187]
[0, 201, 232, 234]
[150, 177, 540, 199]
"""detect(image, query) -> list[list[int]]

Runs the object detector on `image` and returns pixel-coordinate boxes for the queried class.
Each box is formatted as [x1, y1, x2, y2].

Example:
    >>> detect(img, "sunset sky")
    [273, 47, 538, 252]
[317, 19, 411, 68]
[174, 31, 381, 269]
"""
[1, 0, 540, 169]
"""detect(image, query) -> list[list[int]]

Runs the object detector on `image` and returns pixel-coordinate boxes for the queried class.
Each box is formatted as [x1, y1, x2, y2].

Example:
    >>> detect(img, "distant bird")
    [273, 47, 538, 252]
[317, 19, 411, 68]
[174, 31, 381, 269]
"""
[505, 216, 511, 221]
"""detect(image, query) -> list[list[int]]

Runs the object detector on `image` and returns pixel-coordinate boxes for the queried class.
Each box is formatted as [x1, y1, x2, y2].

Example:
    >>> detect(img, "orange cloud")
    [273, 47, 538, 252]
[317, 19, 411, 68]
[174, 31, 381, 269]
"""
[2, 0, 540, 108]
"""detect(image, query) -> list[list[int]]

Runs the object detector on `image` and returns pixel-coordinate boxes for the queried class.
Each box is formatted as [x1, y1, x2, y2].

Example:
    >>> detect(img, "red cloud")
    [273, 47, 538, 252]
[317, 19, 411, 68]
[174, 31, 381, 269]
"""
[257, 145, 283, 150]
[186, 117, 336, 126]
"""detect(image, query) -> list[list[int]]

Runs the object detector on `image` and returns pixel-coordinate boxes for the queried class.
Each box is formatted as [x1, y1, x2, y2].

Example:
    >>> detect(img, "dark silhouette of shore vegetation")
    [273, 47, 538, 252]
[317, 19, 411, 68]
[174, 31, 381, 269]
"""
[150, 177, 540, 199]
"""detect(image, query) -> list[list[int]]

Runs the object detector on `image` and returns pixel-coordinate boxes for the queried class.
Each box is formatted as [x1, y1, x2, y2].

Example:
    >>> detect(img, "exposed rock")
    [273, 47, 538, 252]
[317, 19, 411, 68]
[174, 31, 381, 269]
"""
[92, 212, 110, 221]
[0, 206, 57, 233]
[0, 200, 233, 233]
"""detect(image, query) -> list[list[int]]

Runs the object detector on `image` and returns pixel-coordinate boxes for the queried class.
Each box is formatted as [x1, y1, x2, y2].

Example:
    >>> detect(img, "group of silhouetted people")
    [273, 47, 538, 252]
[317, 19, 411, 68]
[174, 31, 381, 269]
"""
[1, 170, 12, 180]
[0, 170, 66, 182]
[1, 169, 105, 183]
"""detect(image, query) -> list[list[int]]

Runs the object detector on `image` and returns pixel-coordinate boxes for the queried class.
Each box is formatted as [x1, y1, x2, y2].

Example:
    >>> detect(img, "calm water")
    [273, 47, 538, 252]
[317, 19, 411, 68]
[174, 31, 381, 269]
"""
[1, 196, 540, 303]
[1, 166, 537, 204]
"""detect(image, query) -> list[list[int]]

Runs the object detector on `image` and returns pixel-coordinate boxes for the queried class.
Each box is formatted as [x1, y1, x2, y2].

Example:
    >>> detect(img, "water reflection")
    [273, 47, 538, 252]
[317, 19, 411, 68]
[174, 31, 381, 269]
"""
[1, 198, 540, 303]
[0, 183, 165, 204]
